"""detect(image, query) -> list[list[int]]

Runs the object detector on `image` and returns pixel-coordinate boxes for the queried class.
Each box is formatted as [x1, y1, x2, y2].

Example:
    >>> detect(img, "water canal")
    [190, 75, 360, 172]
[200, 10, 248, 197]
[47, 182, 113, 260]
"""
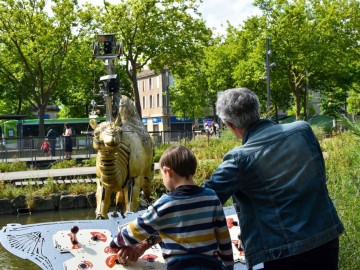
[0, 208, 96, 269]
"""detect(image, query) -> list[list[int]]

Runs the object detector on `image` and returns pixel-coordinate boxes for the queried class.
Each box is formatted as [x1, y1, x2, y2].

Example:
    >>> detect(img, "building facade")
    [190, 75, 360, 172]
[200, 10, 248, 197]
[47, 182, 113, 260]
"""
[137, 69, 195, 133]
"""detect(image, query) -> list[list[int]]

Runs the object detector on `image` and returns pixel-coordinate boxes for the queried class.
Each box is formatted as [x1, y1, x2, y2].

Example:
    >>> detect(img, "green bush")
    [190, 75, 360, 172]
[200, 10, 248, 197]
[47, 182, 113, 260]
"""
[154, 144, 170, 162]
[82, 157, 97, 167]
[0, 182, 23, 199]
[50, 159, 78, 169]
[311, 125, 328, 141]
[36, 179, 61, 197]
[0, 160, 27, 172]
[322, 132, 360, 269]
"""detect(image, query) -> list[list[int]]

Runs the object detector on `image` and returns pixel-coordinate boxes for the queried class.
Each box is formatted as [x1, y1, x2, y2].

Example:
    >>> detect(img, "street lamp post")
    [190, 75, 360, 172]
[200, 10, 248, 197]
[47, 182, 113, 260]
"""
[265, 37, 276, 114]
[265, 37, 271, 111]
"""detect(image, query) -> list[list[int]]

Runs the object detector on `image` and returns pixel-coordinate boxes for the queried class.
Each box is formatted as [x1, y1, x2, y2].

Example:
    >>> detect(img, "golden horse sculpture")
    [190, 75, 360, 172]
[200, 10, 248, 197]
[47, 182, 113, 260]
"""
[90, 95, 154, 219]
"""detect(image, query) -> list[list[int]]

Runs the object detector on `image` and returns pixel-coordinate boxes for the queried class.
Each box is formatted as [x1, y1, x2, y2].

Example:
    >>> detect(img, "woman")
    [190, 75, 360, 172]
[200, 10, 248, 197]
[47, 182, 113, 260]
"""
[63, 123, 72, 159]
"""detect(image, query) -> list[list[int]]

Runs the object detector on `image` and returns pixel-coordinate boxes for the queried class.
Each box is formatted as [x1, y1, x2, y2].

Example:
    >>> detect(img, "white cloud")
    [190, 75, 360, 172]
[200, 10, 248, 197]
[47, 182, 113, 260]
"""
[198, 0, 261, 35]
[79, 0, 261, 35]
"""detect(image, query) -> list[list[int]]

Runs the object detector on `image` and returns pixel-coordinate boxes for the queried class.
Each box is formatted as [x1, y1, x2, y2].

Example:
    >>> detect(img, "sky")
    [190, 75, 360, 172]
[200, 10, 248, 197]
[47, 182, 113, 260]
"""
[79, 0, 261, 35]
[197, 0, 261, 34]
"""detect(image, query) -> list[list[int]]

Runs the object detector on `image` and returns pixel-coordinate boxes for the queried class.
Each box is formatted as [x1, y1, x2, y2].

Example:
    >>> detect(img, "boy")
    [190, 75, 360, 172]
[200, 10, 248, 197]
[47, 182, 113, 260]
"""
[110, 146, 234, 270]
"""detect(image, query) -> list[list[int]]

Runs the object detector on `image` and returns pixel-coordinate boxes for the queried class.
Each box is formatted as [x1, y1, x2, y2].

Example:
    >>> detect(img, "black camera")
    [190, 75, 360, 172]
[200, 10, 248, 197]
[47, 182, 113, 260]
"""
[93, 34, 122, 59]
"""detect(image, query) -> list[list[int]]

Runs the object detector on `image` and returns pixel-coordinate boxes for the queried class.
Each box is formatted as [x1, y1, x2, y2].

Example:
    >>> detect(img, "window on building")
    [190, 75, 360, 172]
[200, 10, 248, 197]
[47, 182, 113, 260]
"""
[157, 94, 160, 107]
[142, 96, 146, 109]
[149, 78, 153, 90]
[150, 95, 153, 108]
[142, 81, 145, 92]
[153, 124, 159, 132]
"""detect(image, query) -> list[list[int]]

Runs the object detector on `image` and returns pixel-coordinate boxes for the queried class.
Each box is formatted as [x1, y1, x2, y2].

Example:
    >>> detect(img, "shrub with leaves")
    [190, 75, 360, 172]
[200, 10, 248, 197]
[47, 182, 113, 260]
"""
[0, 161, 27, 172]
[323, 132, 360, 269]
[50, 159, 78, 169]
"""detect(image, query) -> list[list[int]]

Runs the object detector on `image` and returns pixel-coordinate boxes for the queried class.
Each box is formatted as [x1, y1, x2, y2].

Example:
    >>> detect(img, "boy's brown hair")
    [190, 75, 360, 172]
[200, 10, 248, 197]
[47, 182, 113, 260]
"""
[159, 146, 197, 180]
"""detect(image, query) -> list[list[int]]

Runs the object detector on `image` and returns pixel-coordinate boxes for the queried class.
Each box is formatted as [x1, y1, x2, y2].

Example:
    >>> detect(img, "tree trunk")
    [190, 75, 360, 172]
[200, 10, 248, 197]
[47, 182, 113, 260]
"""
[212, 103, 216, 121]
[294, 89, 301, 120]
[38, 105, 46, 137]
[129, 67, 142, 119]
[303, 89, 308, 120]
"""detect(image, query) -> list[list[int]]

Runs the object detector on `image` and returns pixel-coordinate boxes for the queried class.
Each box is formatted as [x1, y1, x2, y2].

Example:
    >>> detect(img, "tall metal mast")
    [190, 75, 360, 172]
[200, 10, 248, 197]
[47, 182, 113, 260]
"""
[92, 34, 123, 122]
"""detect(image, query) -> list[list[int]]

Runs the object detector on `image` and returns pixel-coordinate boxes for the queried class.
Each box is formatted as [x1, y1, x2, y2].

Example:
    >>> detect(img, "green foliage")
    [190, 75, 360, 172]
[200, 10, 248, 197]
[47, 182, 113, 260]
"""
[36, 179, 61, 197]
[0, 178, 96, 207]
[0, 182, 23, 200]
[82, 157, 97, 167]
[170, 64, 211, 119]
[67, 182, 96, 195]
[0, 161, 27, 172]
[50, 159, 79, 169]
[99, 0, 212, 116]
[336, 114, 360, 137]
[310, 125, 327, 142]
[321, 133, 360, 269]
[195, 0, 360, 122]
[194, 160, 219, 186]
[150, 173, 167, 201]
[346, 87, 360, 115]
[154, 144, 171, 163]
[308, 115, 334, 134]
[0, 0, 88, 135]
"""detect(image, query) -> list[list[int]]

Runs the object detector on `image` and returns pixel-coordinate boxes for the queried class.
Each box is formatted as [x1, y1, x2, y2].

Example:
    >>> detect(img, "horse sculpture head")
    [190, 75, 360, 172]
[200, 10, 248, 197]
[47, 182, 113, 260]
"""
[92, 121, 122, 151]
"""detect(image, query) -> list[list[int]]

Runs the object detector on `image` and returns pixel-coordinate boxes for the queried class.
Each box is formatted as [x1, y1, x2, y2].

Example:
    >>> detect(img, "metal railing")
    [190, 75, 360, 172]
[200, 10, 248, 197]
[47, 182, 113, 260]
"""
[0, 130, 218, 162]
[0, 135, 96, 162]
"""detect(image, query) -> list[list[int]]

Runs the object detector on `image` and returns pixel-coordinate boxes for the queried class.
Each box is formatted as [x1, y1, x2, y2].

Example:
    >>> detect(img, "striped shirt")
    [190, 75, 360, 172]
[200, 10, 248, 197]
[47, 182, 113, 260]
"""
[116, 185, 234, 269]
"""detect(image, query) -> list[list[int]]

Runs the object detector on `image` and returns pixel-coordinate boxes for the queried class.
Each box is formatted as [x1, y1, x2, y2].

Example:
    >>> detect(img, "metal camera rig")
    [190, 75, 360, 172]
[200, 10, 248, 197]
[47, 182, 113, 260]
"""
[92, 33, 123, 122]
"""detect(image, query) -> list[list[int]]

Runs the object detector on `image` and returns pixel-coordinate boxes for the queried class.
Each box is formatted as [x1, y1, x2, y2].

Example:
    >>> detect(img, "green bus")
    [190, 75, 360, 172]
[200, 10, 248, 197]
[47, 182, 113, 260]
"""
[1, 117, 105, 150]
[2, 117, 105, 138]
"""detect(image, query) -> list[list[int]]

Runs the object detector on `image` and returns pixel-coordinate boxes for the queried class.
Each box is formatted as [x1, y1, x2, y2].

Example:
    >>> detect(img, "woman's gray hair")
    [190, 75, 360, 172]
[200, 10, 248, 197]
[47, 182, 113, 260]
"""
[216, 87, 261, 129]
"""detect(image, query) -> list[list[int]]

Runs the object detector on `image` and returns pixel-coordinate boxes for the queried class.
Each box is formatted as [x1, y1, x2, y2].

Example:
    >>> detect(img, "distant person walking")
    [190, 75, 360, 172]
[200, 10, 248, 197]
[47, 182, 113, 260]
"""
[211, 120, 219, 137]
[63, 123, 72, 159]
[47, 127, 57, 157]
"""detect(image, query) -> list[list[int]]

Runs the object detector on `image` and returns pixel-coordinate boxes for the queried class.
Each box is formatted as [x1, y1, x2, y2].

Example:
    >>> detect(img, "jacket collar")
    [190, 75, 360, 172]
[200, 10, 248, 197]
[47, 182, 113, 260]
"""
[242, 119, 276, 144]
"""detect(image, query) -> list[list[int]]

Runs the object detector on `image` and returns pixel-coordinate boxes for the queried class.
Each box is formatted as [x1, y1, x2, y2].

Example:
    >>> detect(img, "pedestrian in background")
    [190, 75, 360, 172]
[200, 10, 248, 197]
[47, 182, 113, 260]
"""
[47, 127, 57, 157]
[40, 139, 50, 157]
[63, 123, 72, 159]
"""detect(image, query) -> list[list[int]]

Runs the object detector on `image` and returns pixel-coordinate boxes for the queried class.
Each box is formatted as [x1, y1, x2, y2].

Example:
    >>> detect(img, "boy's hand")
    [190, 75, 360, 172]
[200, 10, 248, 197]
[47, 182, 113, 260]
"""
[117, 240, 150, 263]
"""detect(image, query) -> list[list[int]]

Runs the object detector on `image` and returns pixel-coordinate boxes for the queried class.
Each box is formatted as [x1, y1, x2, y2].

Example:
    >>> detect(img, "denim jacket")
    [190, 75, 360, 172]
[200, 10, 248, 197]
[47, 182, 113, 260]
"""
[204, 119, 344, 268]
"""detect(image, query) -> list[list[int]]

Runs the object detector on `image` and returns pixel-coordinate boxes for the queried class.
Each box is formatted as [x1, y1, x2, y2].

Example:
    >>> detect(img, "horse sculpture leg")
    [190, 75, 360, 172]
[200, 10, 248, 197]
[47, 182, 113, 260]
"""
[125, 177, 141, 213]
[95, 178, 112, 219]
[115, 191, 126, 218]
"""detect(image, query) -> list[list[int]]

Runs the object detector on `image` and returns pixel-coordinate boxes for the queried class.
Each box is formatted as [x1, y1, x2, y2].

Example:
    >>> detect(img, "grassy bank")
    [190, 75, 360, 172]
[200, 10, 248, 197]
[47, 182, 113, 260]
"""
[321, 133, 360, 269]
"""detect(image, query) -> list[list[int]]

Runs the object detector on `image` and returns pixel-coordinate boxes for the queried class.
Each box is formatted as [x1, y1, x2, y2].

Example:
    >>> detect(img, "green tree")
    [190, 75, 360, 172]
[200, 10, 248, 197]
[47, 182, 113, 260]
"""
[169, 62, 210, 121]
[346, 87, 360, 116]
[201, 17, 291, 119]
[97, 0, 212, 118]
[202, 34, 238, 117]
[0, 0, 93, 135]
[255, 0, 360, 119]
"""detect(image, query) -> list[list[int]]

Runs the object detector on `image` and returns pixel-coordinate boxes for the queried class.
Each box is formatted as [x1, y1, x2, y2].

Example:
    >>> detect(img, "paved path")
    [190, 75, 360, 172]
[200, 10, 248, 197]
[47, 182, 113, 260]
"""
[0, 163, 160, 182]
[0, 167, 96, 181]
